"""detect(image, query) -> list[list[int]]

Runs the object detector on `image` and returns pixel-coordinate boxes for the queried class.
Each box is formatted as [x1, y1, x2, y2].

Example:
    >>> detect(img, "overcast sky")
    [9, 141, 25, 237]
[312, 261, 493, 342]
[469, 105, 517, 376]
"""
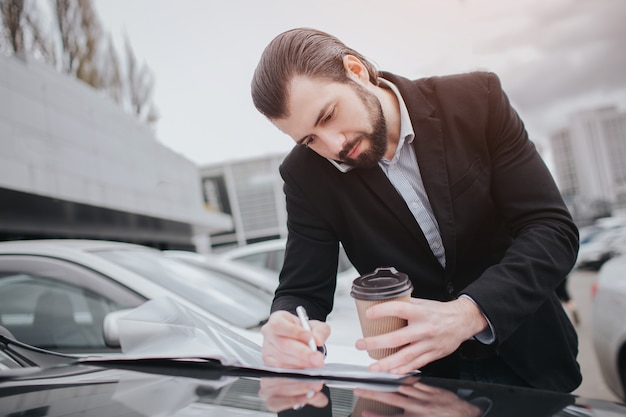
[94, 0, 626, 167]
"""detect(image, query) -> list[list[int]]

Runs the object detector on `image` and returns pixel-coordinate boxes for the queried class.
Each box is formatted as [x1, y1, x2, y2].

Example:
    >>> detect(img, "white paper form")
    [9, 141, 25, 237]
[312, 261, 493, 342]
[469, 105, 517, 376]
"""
[102, 297, 409, 382]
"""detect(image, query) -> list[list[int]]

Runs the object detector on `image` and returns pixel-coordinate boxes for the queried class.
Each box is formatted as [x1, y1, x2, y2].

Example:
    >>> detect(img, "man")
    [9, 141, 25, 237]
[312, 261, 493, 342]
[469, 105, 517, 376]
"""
[251, 28, 581, 392]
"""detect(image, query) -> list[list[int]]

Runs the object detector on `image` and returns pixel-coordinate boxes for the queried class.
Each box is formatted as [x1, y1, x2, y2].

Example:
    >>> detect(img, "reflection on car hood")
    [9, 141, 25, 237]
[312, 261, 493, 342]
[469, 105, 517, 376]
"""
[1, 358, 625, 416]
[2, 328, 625, 416]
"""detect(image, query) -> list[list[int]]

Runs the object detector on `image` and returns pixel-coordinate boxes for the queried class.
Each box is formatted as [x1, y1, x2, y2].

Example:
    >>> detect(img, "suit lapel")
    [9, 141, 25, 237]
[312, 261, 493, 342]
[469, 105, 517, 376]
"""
[354, 167, 433, 255]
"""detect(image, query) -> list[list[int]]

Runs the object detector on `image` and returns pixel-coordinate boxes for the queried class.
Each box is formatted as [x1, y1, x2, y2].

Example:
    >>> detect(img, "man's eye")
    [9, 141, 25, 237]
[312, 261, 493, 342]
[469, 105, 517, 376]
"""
[323, 109, 334, 123]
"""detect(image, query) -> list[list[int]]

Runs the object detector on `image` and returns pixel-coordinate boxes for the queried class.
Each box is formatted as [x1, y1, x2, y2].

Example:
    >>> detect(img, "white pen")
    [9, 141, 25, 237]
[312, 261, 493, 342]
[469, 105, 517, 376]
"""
[296, 305, 318, 352]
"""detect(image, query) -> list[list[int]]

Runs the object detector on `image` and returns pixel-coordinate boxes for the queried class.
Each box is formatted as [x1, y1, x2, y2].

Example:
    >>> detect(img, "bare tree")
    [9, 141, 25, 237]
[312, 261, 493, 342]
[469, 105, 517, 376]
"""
[1, 0, 55, 64]
[1, 0, 159, 125]
[55, 0, 80, 72]
[101, 34, 123, 104]
[55, 0, 102, 88]
[123, 33, 159, 124]
[74, 0, 102, 88]
[23, 3, 56, 65]
[1, 0, 25, 53]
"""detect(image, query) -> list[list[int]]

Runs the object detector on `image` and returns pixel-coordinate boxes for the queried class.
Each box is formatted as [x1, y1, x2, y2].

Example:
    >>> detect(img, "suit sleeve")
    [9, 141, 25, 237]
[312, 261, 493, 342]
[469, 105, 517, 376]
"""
[461, 73, 579, 344]
[270, 159, 340, 321]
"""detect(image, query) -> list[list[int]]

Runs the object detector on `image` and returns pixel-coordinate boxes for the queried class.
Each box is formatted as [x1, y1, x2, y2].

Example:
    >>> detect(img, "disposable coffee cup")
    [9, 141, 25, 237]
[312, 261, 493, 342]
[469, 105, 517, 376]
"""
[350, 267, 413, 360]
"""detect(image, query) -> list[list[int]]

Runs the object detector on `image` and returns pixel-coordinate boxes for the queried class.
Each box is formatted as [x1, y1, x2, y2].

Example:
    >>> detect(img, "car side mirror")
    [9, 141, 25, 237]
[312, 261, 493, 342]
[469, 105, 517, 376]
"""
[103, 309, 133, 348]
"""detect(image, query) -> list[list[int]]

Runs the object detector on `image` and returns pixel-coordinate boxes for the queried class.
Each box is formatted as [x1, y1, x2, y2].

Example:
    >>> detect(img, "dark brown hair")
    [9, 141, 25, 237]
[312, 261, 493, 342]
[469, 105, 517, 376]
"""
[251, 28, 379, 119]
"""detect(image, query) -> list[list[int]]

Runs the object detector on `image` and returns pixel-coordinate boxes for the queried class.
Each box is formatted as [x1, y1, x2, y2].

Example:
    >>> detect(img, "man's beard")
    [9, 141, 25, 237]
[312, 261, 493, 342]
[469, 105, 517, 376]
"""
[337, 81, 387, 168]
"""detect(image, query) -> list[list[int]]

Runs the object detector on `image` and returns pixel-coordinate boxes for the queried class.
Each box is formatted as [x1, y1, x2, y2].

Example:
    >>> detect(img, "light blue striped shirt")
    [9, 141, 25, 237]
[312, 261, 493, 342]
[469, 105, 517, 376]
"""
[377, 79, 446, 267]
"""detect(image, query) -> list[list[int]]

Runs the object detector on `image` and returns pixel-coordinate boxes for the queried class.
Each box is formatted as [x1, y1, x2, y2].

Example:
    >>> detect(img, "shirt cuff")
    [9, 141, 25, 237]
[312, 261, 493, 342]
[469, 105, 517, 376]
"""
[459, 294, 496, 345]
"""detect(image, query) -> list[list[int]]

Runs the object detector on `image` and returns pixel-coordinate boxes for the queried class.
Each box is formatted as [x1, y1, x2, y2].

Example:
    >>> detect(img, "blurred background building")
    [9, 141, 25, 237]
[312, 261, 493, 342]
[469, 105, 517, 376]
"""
[200, 154, 287, 251]
[0, 54, 232, 251]
[550, 106, 626, 225]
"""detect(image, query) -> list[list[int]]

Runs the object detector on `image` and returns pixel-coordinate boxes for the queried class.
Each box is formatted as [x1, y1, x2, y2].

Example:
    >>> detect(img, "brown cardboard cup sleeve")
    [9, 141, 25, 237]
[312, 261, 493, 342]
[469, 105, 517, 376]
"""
[350, 267, 413, 360]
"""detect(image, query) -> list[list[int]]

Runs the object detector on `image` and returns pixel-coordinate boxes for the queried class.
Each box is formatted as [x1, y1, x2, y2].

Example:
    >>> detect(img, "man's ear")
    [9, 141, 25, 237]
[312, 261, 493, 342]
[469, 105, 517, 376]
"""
[343, 55, 370, 84]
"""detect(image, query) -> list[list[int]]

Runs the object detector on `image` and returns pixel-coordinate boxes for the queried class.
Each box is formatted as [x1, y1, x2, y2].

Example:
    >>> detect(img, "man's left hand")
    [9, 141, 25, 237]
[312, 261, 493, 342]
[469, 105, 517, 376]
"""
[355, 297, 488, 374]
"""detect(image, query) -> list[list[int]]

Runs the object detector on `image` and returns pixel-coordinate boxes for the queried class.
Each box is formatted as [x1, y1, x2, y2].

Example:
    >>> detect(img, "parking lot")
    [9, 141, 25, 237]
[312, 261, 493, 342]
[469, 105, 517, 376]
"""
[569, 268, 621, 403]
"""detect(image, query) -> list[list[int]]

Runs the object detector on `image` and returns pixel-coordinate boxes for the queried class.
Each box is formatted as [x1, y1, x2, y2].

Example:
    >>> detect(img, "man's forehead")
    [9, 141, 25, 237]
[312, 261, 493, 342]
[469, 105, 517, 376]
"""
[277, 77, 334, 128]
[288, 75, 334, 98]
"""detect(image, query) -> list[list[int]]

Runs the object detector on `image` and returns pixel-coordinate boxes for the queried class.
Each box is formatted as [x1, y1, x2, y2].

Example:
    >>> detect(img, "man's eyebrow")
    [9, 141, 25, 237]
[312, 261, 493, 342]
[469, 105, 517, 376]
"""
[296, 102, 331, 145]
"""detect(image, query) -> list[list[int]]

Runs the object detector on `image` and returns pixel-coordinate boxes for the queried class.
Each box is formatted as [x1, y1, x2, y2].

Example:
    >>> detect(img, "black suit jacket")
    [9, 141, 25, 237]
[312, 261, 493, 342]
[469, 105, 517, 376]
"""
[273, 71, 581, 392]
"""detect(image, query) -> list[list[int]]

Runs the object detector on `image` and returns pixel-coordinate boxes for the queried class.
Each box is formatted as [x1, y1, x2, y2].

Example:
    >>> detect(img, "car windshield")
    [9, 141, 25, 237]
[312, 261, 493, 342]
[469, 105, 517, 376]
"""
[93, 249, 272, 329]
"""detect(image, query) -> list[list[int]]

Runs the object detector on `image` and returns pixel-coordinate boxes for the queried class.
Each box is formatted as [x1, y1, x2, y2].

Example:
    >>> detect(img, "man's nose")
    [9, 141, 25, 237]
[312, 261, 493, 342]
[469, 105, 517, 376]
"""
[319, 132, 346, 155]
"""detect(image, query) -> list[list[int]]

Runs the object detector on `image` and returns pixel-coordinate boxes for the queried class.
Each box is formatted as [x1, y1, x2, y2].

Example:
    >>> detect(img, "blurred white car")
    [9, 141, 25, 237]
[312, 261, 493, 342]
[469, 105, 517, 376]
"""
[0, 239, 271, 353]
[576, 226, 626, 270]
[165, 248, 368, 352]
[164, 250, 278, 294]
[0, 239, 370, 365]
[219, 238, 359, 296]
[591, 254, 626, 401]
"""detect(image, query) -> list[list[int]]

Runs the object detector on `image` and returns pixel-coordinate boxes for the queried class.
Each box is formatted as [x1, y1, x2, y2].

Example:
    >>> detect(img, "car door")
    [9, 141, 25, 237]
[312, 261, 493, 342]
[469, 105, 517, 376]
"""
[0, 255, 145, 354]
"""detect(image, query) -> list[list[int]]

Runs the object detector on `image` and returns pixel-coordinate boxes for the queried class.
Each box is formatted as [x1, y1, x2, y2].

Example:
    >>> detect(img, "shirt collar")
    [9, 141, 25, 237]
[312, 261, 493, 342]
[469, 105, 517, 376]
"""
[378, 78, 415, 145]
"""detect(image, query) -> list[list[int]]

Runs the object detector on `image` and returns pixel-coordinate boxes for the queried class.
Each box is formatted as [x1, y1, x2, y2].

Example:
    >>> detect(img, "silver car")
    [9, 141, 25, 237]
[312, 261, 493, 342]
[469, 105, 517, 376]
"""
[0, 239, 370, 365]
[164, 249, 279, 294]
[592, 253, 626, 401]
[0, 239, 272, 353]
[165, 248, 371, 350]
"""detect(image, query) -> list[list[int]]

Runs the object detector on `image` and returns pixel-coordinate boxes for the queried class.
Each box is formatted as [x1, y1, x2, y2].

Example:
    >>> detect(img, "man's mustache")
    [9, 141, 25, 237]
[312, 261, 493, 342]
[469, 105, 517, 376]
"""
[338, 138, 362, 161]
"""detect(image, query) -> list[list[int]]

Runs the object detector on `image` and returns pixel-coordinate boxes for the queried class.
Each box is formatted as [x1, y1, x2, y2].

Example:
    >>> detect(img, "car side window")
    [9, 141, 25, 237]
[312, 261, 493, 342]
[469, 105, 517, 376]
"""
[236, 252, 272, 271]
[0, 255, 144, 352]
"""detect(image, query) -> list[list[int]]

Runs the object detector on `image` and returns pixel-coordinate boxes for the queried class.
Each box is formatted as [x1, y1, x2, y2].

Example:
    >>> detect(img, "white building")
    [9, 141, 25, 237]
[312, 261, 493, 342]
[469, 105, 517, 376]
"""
[0, 54, 232, 251]
[549, 106, 626, 222]
[201, 153, 288, 250]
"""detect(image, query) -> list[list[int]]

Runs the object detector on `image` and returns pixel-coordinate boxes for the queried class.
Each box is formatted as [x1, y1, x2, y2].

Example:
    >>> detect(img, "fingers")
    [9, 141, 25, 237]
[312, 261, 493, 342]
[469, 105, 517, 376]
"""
[259, 378, 328, 412]
[263, 311, 330, 347]
[355, 300, 463, 374]
[263, 390, 328, 412]
[356, 324, 425, 352]
[263, 337, 325, 368]
[368, 342, 438, 374]
[259, 378, 323, 396]
[353, 389, 414, 410]
[261, 310, 329, 369]
[311, 320, 332, 346]
[355, 383, 467, 415]
[396, 383, 453, 401]
[364, 299, 417, 320]
[366, 328, 454, 373]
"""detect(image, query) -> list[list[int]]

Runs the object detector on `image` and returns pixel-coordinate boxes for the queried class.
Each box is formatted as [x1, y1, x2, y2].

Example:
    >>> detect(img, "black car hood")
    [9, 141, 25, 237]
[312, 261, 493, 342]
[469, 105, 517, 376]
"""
[1, 357, 625, 417]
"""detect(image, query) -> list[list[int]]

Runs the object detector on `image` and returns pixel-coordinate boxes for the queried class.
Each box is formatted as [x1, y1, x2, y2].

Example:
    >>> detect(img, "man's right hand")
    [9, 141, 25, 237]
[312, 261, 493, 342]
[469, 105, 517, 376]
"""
[261, 310, 330, 368]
